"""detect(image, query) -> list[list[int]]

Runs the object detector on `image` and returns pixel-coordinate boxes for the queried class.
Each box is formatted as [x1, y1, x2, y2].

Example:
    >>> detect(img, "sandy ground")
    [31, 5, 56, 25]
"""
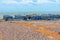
[0, 20, 59, 40]
[27, 20, 60, 32]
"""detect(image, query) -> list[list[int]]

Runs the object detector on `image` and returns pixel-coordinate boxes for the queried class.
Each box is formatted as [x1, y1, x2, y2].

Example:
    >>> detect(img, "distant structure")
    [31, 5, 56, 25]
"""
[3, 14, 60, 21]
[3, 15, 13, 21]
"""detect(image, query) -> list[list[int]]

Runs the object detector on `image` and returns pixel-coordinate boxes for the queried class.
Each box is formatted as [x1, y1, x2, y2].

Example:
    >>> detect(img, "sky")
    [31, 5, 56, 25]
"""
[0, 0, 60, 12]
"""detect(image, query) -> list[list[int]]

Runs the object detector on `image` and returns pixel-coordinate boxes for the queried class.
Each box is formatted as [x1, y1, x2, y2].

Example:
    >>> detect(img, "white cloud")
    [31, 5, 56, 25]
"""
[18, 0, 33, 4]
[56, 0, 60, 4]
[19, 0, 56, 4]
[37, 0, 55, 4]
[1, 0, 18, 4]
[22, 0, 32, 2]
[1, 0, 60, 4]
[1, 0, 33, 4]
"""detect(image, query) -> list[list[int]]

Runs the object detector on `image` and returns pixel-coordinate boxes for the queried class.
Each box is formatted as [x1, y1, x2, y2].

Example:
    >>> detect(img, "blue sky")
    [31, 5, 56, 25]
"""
[0, 0, 60, 12]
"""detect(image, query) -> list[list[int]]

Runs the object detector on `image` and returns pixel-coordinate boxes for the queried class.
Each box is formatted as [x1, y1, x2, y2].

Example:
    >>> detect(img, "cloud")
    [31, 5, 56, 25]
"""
[56, 0, 60, 4]
[18, 0, 33, 4]
[1, 0, 33, 4]
[1, 0, 18, 4]
[37, 0, 57, 4]
[0, 0, 60, 4]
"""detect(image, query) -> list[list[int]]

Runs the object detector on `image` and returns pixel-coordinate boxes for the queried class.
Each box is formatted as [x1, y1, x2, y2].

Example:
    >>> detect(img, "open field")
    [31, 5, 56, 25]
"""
[0, 20, 60, 40]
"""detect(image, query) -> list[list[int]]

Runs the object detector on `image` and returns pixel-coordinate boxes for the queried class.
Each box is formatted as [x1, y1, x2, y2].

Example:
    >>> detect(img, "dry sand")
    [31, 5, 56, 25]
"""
[0, 20, 59, 40]
[27, 20, 60, 32]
